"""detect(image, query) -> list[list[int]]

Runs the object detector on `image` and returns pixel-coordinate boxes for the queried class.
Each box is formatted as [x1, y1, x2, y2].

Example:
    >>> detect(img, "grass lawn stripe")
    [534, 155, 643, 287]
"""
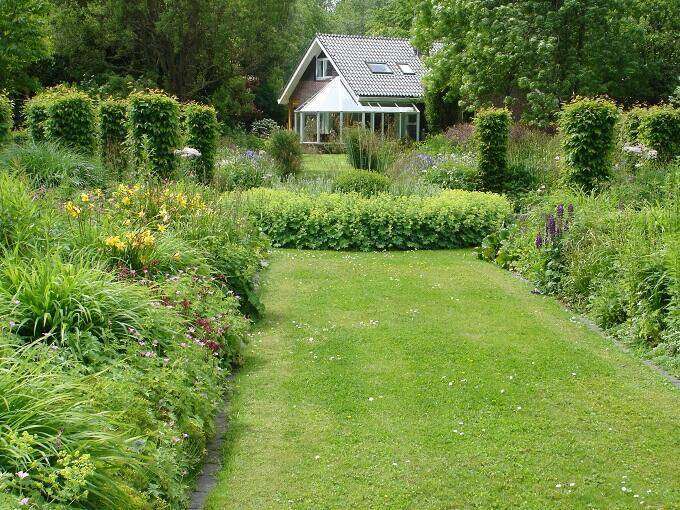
[205, 250, 679, 510]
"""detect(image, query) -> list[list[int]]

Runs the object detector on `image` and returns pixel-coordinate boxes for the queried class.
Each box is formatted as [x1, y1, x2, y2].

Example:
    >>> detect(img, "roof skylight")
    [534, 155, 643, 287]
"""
[398, 63, 415, 75]
[367, 62, 393, 74]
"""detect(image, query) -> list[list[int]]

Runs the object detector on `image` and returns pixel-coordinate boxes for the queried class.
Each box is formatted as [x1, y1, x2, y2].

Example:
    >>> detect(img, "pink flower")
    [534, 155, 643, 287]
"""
[16, 471, 29, 479]
[19, 498, 30, 506]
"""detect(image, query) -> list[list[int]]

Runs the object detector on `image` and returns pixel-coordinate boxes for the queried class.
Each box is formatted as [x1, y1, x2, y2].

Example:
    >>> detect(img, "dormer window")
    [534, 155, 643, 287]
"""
[316, 57, 332, 80]
[367, 62, 393, 74]
[398, 63, 415, 75]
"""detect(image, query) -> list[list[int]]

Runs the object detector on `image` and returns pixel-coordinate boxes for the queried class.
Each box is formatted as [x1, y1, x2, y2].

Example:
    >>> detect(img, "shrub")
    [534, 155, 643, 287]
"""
[0, 141, 106, 189]
[474, 108, 511, 193]
[128, 90, 181, 178]
[333, 169, 390, 196]
[44, 88, 97, 155]
[266, 129, 302, 177]
[619, 106, 647, 144]
[638, 105, 680, 161]
[236, 188, 512, 251]
[213, 149, 274, 191]
[99, 98, 128, 172]
[251, 118, 279, 138]
[23, 95, 51, 142]
[184, 102, 219, 184]
[0, 172, 47, 253]
[344, 126, 394, 172]
[0, 94, 12, 144]
[423, 153, 480, 190]
[559, 97, 619, 190]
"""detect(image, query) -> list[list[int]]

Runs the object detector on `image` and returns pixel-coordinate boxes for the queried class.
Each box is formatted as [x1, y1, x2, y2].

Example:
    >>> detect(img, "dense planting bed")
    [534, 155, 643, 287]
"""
[237, 188, 511, 251]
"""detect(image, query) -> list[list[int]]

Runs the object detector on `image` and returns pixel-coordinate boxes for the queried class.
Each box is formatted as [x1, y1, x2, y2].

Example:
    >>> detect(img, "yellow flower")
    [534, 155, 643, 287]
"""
[104, 236, 126, 251]
[176, 193, 187, 207]
[65, 201, 81, 218]
[157, 224, 167, 232]
[80, 193, 90, 203]
[173, 252, 181, 260]
[122, 196, 131, 205]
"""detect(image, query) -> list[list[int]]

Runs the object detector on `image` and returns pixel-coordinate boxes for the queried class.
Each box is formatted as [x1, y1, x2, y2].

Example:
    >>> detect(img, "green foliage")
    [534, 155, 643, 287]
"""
[98, 99, 128, 172]
[128, 91, 181, 178]
[0, 172, 46, 253]
[184, 103, 219, 184]
[619, 107, 648, 144]
[333, 169, 390, 196]
[44, 89, 98, 155]
[0, 94, 12, 144]
[415, 0, 680, 127]
[212, 149, 273, 192]
[250, 118, 279, 138]
[236, 188, 512, 251]
[474, 108, 511, 193]
[559, 98, 619, 190]
[0, 0, 51, 93]
[23, 95, 50, 142]
[344, 126, 394, 172]
[0, 141, 106, 189]
[638, 105, 680, 161]
[266, 129, 302, 177]
[423, 153, 480, 191]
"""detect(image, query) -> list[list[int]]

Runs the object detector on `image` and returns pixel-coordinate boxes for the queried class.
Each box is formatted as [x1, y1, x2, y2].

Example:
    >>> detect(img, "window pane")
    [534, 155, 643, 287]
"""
[367, 62, 393, 74]
[398, 64, 415, 75]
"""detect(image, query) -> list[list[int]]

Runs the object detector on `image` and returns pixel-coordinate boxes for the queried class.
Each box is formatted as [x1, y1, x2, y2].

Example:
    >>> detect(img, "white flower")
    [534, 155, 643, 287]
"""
[16, 471, 29, 479]
[19, 498, 29, 506]
[174, 147, 202, 158]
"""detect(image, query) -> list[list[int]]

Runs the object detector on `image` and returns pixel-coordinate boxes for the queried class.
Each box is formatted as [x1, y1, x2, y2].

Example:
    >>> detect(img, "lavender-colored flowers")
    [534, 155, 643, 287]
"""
[535, 234, 544, 249]
[536, 203, 574, 249]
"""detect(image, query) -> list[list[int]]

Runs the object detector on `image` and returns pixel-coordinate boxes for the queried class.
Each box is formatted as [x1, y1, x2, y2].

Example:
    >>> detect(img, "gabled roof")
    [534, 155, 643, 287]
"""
[278, 33, 426, 105]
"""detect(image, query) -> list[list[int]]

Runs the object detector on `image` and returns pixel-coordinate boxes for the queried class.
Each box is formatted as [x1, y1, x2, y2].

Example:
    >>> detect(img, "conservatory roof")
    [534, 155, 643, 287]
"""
[295, 77, 418, 114]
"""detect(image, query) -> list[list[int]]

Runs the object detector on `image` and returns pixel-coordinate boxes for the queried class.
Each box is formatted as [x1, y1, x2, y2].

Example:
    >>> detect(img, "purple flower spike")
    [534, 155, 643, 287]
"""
[567, 203, 574, 215]
[556, 203, 564, 219]
[535, 234, 544, 249]
[547, 214, 557, 239]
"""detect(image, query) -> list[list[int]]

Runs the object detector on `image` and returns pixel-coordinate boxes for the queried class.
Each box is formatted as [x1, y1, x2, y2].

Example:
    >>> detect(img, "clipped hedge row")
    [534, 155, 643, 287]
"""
[639, 105, 680, 161]
[44, 88, 97, 155]
[474, 107, 511, 193]
[99, 98, 128, 170]
[238, 188, 512, 251]
[184, 102, 219, 183]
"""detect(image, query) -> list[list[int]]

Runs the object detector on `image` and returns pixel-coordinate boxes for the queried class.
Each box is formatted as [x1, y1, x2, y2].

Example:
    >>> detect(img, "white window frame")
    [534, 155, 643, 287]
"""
[316, 57, 332, 80]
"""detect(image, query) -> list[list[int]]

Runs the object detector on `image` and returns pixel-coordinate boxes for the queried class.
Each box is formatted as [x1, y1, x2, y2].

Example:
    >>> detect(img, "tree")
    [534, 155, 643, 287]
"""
[0, 0, 51, 93]
[414, 0, 680, 128]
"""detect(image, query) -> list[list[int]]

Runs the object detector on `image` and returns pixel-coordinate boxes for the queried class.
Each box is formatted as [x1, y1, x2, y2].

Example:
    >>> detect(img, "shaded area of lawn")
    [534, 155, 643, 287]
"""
[302, 153, 352, 178]
[205, 250, 680, 510]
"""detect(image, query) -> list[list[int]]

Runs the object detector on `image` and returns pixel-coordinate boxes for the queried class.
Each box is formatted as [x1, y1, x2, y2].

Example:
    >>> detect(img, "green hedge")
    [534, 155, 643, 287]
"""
[474, 108, 511, 193]
[560, 97, 619, 190]
[99, 98, 128, 170]
[128, 90, 181, 178]
[0, 94, 12, 143]
[23, 94, 50, 142]
[639, 105, 680, 161]
[237, 188, 512, 251]
[333, 169, 390, 196]
[44, 88, 97, 155]
[184, 102, 219, 183]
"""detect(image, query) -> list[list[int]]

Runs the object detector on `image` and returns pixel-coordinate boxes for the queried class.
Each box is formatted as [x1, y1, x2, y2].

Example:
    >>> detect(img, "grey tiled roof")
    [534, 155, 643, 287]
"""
[317, 33, 426, 99]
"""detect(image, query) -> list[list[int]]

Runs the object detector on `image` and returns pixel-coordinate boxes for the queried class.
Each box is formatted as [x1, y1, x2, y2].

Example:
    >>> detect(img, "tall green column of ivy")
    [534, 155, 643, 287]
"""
[639, 105, 680, 162]
[560, 97, 619, 191]
[24, 95, 50, 142]
[474, 108, 511, 193]
[184, 102, 219, 184]
[44, 88, 98, 155]
[0, 94, 12, 144]
[128, 91, 181, 179]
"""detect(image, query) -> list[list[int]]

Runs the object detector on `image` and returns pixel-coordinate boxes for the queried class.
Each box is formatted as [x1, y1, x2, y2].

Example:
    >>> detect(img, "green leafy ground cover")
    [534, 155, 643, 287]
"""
[205, 250, 679, 510]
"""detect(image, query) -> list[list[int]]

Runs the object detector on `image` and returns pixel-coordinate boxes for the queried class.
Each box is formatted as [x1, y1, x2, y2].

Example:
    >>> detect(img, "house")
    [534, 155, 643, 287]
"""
[278, 33, 427, 144]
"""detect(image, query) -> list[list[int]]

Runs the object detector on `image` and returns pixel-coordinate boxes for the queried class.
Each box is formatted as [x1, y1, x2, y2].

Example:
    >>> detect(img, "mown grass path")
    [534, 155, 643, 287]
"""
[204, 250, 679, 510]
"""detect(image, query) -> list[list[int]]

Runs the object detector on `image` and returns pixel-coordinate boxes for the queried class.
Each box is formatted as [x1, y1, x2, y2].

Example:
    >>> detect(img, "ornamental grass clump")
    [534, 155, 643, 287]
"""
[474, 108, 511, 193]
[99, 98, 128, 173]
[44, 88, 98, 155]
[0, 93, 12, 144]
[128, 90, 181, 178]
[266, 128, 302, 177]
[559, 97, 619, 190]
[184, 102, 219, 183]
[345, 126, 393, 172]
[638, 105, 680, 162]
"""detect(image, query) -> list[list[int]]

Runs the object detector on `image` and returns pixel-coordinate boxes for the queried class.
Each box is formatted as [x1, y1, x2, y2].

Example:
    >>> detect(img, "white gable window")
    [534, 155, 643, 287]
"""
[398, 63, 415, 75]
[316, 57, 332, 80]
[367, 62, 393, 74]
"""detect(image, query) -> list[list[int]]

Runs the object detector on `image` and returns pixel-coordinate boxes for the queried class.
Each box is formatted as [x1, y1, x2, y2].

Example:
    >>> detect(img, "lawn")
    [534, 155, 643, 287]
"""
[301, 153, 353, 177]
[204, 250, 680, 510]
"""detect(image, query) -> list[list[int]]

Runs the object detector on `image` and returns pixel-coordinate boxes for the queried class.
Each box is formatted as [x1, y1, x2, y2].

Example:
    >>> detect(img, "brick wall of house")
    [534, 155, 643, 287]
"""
[291, 54, 337, 105]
